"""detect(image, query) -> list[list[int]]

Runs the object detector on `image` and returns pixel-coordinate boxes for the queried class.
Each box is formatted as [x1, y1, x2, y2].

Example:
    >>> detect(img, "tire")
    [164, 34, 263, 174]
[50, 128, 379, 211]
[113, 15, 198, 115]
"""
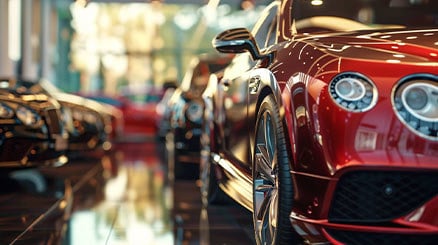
[199, 104, 229, 207]
[173, 149, 184, 179]
[252, 95, 301, 245]
[167, 130, 198, 180]
[174, 149, 198, 180]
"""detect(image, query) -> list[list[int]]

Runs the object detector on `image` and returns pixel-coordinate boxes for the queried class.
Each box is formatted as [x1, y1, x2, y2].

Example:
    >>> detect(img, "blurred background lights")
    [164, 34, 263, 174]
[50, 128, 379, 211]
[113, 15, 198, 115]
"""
[311, 0, 324, 6]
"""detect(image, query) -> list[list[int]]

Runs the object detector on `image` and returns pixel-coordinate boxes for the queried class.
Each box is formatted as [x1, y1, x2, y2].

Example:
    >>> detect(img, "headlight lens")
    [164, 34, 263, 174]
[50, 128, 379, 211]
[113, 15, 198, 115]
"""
[335, 78, 366, 101]
[16, 106, 41, 126]
[393, 76, 437, 140]
[329, 72, 377, 112]
[401, 83, 437, 120]
[404, 87, 428, 110]
[186, 101, 203, 123]
[0, 102, 14, 118]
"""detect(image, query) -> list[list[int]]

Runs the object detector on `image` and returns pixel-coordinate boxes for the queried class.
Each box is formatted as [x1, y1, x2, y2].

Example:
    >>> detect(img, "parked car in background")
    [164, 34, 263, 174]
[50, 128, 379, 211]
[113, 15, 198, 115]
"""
[41, 80, 123, 156]
[156, 80, 178, 139]
[165, 53, 232, 179]
[81, 84, 164, 142]
[0, 78, 68, 169]
[201, 0, 438, 244]
[54, 93, 118, 153]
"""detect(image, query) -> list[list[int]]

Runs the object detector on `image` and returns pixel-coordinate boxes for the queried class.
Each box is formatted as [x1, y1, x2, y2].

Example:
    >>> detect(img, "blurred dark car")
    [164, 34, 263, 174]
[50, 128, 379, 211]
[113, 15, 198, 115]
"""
[41, 80, 123, 155]
[201, 0, 438, 244]
[0, 78, 68, 168]
[81, 85, 164, 142]
[156, 81, 178, 139]
[165, 53, 232, 179]
[55, 93, 117, 153]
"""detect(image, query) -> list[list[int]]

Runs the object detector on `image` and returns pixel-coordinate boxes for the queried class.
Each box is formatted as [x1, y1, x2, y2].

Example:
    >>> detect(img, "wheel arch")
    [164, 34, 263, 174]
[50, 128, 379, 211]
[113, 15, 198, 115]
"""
[251, 72, 302, 244]
[249, 68, 286, 168]
[256, 84, 295, 167]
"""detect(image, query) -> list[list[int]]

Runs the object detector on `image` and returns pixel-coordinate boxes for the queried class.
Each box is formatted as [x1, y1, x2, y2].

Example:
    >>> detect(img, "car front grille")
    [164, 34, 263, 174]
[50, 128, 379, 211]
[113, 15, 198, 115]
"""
[326, 229, 438, 245]
[328, 170, 438, 223]
[46, 108, 62, 134]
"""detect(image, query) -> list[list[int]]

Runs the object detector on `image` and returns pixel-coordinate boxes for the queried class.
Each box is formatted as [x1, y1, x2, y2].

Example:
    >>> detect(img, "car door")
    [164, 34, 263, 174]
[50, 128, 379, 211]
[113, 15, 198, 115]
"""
[219, 1, 279, 171]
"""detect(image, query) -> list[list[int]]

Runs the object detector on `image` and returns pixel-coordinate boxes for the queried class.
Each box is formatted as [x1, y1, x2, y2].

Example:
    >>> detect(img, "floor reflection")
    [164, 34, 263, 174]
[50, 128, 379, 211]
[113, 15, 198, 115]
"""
[68, 142, 173, 245]
[172, 181, 255, 245]
[1, 140, 255, 245]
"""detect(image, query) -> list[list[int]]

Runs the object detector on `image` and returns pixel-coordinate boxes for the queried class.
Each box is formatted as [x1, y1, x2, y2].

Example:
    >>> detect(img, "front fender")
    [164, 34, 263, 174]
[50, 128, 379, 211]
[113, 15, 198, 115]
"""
[248, 68, 283, 107]
[248, 68, 283, 167]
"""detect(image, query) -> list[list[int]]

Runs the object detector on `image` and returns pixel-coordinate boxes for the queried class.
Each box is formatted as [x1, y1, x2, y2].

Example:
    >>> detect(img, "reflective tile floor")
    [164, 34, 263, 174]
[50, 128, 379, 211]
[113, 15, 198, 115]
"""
[0, 140, 255, 245]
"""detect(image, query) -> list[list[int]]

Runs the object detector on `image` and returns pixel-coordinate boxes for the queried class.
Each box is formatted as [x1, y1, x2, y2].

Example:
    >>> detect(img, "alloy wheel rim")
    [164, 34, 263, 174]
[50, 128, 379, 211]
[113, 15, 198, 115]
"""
[254, 110, 278, 244]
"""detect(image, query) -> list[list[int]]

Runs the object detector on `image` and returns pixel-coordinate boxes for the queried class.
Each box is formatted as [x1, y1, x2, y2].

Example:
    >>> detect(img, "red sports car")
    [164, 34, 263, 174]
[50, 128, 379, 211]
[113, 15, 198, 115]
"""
[201, 0, 438, 244]
[81, 85, 164, 142]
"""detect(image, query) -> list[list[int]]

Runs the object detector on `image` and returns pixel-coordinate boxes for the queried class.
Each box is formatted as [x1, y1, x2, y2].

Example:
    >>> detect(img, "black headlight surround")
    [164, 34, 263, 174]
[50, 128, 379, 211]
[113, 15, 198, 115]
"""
[329, 72, 377, 112]
[392, 74, 437, 141]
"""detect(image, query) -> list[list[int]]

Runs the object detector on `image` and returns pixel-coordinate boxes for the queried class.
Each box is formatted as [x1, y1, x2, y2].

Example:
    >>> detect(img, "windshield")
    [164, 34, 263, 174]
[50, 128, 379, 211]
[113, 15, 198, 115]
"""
[292, 0, 437, 32]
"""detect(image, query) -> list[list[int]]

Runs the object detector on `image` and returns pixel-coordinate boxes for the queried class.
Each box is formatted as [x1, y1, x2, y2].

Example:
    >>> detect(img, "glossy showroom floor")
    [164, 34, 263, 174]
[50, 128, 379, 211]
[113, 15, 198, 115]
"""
[0, 139, 255, 245]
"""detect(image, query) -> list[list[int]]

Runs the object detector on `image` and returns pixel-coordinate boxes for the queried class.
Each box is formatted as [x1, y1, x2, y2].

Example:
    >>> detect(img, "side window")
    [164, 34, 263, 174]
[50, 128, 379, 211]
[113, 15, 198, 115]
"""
[265, 21, 277, 48]
[251, 2, 279, 50]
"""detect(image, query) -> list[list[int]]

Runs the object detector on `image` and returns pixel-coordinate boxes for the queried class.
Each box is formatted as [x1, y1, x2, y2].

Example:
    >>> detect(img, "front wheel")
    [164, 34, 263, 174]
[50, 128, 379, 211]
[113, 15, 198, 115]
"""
[252, 95, 301, 245]
[166, 131, 195, 181]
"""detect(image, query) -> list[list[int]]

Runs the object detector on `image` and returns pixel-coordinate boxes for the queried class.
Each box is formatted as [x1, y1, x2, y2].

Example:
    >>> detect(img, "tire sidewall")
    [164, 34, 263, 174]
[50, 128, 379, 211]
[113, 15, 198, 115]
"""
[253, 94, 295, 245]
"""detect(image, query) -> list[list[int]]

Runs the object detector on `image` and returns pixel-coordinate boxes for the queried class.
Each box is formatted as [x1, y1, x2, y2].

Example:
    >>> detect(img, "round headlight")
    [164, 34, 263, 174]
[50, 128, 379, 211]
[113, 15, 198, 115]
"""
[401, 83, 437, 121]
[393, 75, 437, 140]
[186, 101, 203, 123]
[16, 106, 41, 126]
[335, 78, 366, 101]
[329, 72, 377, 112]
[404, 86, 428, 110]
[0, 102, 14, 118]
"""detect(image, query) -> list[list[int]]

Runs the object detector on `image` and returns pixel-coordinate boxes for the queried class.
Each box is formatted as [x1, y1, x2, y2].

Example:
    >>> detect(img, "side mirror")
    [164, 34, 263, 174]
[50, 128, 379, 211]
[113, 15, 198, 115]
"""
[212, 28, 263, 61]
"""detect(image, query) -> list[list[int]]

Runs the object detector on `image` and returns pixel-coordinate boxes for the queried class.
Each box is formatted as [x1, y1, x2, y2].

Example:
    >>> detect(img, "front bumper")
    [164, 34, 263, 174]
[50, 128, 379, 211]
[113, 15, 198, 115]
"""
[0, 136, 68, 168]
[290, 169, 438, 244]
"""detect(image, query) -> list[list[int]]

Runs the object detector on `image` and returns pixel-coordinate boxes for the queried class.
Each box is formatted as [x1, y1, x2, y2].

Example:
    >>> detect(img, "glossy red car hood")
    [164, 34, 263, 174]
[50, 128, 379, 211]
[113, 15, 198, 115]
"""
[298, 28, 438, 63]
[280, 28, 437, 175]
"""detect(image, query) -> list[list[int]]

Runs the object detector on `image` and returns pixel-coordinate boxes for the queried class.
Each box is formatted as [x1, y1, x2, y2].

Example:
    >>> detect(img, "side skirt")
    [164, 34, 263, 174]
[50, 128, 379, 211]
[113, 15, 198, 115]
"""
[211, 152, 253, 211]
